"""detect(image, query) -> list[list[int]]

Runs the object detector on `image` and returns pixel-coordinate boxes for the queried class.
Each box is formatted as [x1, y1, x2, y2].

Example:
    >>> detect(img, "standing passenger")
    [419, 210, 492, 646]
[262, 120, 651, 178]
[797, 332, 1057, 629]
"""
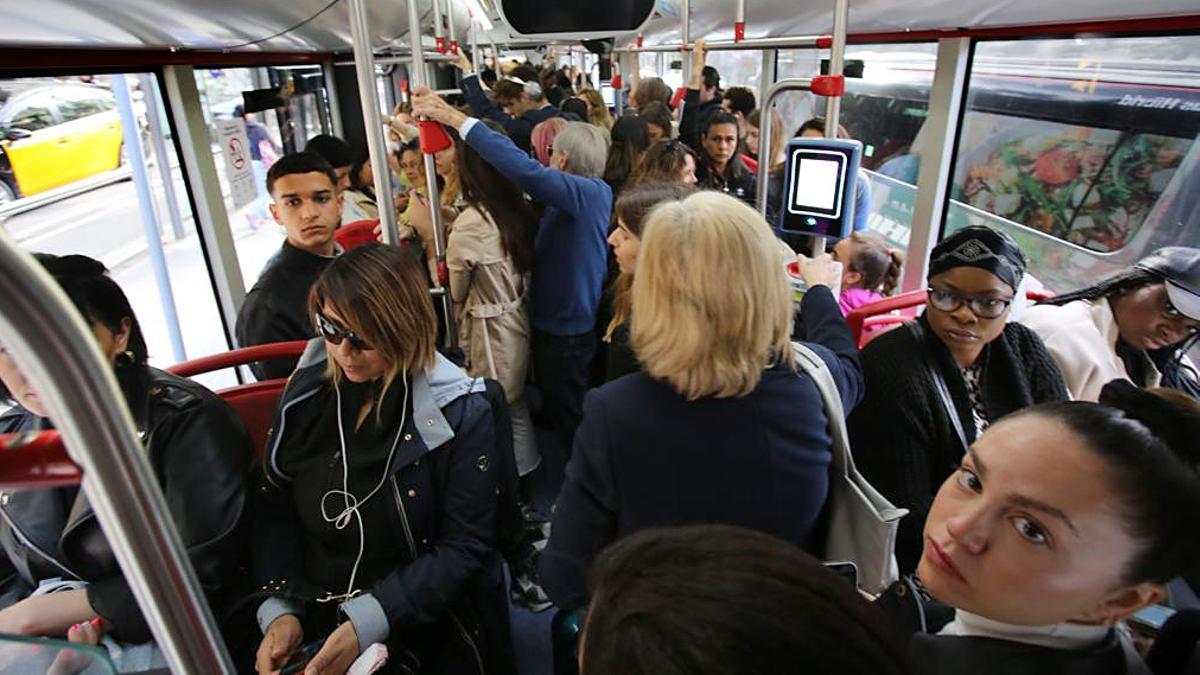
[693, 112, 757, 206]
[531, 117, 568, 167]
[679, 39, 723, 150]
[638, 101, 674, 144]
[540, 191, 863, 610]
[305, 134, 375, 224]
[626, 140, 699, 186]
[603, 116, 651, 198]
[413, 86, 613, 465]
[452, 48, 570, 155]
[1023, 247, 1200, 401]
[236, 152, 343, 379]
[578, 89, 614, 130]
[252, 244, 512, 675]
[848, 226, 1068, 573]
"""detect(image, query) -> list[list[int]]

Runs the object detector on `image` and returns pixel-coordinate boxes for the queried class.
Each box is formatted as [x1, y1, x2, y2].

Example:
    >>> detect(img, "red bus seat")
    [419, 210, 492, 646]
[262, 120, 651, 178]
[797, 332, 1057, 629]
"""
[845, 289, 1055, 349]
[168, 341, 308, 461]
[335, 219, 380, 251]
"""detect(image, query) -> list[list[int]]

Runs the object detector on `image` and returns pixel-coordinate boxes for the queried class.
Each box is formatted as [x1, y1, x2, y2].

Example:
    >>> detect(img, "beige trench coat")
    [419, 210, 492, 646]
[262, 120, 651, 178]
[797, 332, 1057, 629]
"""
[446, 205, 531, 402]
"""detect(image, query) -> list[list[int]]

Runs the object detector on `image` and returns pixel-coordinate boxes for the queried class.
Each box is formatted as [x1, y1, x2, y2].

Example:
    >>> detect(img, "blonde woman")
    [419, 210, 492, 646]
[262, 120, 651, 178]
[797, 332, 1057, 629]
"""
[578, 88, 614, 130]
[540, 191, 864, 610]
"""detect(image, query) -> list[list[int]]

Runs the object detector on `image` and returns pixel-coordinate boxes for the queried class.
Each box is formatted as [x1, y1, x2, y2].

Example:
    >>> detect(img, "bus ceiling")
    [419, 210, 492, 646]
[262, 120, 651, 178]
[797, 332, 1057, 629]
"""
[0, 0, 1197, 56]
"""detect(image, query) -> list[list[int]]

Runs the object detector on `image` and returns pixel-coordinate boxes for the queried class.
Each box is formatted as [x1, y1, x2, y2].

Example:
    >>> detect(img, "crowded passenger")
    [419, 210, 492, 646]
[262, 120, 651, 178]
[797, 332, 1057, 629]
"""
[407, 118, 541, 484]
[721, 85, 757, 157]
[560, 96, 589, 122]
[452, 47, 570, 155]
[304, 134, 375, 224]
[1023, 247, 1200, 401]
[693, 111, 757, 205]
[849, 226, 1069, 573]
[603, 182, 697, 381]
[531, 117, 567, 167]
[746, 107, 785, 171]
[638, 101, 673, 144]
[627, 75, 673, 112]
[236, 152, 342, 379]
[796, 117, 873, 233]
[831, 231, 904, 315]
[0, 254, 248, 670]
[578, 89, 614, 130]
[878, 380, 1200, 675]
[251, 243, 512, 675]
[626, 139, 698, 186]
[602, 115, 651, 197]
[344, 151, 381, 222]
[679, 39, 723, 150]
[540, 191, 863, 610]
[581, 525, 914, 675]
[412, 85, 613, 467]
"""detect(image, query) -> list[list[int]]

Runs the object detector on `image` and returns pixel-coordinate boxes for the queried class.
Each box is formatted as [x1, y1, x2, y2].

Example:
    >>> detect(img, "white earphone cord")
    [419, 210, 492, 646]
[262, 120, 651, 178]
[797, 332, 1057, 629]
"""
[320, 374, 411, 598]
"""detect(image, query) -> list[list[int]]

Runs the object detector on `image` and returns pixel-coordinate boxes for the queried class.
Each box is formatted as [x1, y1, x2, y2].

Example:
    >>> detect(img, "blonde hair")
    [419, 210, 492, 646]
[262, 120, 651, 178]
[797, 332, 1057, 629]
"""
[631, 192, 794, 400]
[579, 89, 614, 130]
[308, 244, 437, 414]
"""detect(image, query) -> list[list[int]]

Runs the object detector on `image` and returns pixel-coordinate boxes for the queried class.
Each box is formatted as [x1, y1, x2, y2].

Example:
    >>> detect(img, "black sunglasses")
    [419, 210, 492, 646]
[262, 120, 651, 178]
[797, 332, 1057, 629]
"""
[315, 312, 373, 351]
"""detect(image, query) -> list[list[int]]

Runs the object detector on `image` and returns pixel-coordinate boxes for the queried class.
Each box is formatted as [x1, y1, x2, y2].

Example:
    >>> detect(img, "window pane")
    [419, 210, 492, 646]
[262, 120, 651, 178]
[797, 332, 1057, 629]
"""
[705, 50, 762, 95]
[946, 35, 1200, 292]
[775, 43, 936, 250]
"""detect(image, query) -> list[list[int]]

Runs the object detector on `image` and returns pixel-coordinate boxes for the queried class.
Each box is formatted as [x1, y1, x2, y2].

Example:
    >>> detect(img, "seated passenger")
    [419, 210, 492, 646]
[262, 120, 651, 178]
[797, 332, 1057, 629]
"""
[882, 380, 1200, 675]
[451, 47, 570, 155]
[638, 101, 673, 144]
[408, 118, 540, 480]
[413, 86, 613, 460]
[1023, 247, 1200, 401]
[235, 152, 342, 380]
[603, 182, 697, 381]
[345, 151, 382, 222]
[848, 226, 1068, 573]
[581, 525, 915, 675]
[540, 191, 864, 610]
[0, 254, 248, 667]
[252, 244, 511, 675]
[603, 115, 651, 197]
[693, 111, 757, 206]
[831, 231, 904, 316]
[531, 116, 567, 167]
[626, 139, 698, 186]
[305, 134, 374, 225]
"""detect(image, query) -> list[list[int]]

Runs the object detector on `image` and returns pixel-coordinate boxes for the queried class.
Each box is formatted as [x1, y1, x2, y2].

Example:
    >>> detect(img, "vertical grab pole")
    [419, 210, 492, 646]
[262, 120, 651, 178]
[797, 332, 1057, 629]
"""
[409, 0, 458, 347]
[735, 0, 746, 42]
[349, 0, 400, 245]
[681, 0, 692, 80]
[447, 0, 458, 53]
[825, 0, 849, 136]
[432, 0, 447, 53]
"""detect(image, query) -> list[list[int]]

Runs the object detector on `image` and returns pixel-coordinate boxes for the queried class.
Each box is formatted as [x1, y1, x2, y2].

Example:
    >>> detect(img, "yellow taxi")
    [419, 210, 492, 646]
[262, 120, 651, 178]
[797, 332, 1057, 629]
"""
[0, 82, 124, 203]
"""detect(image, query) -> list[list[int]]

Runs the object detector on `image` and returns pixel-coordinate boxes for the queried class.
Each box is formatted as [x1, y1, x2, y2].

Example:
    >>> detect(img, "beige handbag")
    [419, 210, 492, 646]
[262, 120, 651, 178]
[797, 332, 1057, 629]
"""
[792, 342, 907, 593]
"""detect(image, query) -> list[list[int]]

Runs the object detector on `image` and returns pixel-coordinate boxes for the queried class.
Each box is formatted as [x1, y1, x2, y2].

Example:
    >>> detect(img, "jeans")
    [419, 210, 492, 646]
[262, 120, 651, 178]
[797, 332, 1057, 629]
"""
[532, 329, 596, 457]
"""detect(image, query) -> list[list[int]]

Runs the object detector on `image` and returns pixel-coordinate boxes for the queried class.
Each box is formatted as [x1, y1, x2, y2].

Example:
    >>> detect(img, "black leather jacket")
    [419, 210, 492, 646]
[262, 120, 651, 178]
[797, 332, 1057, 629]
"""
[0, 365, 251, 643]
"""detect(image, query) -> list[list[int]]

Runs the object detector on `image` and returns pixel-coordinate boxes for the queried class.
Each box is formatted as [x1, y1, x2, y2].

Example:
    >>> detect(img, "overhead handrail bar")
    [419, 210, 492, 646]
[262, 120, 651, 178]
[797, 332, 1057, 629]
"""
[0, 232, 234, 672]
[349, 0, 401, 246]
[334, 52, 458, 66]
[616, 35, 829, 53]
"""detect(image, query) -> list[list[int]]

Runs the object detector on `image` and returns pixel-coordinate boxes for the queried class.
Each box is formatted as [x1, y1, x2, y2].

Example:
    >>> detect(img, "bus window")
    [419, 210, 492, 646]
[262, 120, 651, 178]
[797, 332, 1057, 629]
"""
[777, 43, 937, 251]
[945, 35, 1200, 292]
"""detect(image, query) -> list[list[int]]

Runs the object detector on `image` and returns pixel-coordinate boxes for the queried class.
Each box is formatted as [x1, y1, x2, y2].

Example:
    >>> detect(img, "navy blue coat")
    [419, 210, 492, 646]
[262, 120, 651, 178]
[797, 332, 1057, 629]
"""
[540, 286, 863, 609]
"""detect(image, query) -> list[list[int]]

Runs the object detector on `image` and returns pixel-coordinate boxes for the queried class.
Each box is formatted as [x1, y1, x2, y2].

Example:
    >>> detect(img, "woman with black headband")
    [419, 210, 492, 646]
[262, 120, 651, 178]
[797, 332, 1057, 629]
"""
[1023, 247, 1200, 401]
[848, 226, 1068, 573]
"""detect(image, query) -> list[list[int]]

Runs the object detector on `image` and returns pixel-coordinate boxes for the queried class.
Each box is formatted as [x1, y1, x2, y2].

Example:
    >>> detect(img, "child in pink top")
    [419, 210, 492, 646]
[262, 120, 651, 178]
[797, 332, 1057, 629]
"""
[831, 231, 904, 316]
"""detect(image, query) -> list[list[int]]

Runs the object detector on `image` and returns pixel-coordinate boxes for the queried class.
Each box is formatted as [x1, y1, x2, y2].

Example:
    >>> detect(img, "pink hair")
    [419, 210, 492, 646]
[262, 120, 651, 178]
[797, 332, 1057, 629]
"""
[531, 117, 568, 166]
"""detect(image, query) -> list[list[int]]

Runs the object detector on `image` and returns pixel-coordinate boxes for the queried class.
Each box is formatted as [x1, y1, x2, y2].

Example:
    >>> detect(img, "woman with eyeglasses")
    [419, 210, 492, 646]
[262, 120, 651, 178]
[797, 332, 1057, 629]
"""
[251, 244, 512, 675]
[848, 226, 1068, 573]
[1022, 248, 1200, 401]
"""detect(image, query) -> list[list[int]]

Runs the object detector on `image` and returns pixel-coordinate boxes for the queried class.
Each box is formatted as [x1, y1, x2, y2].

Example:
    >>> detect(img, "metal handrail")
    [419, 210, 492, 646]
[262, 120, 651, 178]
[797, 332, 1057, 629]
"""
[756, 77, 813, 220]
[0, 231, 233, 672]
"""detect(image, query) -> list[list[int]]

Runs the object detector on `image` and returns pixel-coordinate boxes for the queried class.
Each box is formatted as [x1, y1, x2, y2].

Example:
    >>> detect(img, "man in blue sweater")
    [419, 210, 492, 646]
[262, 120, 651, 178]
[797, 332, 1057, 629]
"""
[412, 85, 613, 461]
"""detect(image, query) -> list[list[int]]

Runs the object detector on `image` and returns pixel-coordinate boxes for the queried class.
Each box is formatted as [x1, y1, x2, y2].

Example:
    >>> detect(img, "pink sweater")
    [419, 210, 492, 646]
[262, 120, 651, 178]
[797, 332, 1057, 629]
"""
[838, 287, 883, 317]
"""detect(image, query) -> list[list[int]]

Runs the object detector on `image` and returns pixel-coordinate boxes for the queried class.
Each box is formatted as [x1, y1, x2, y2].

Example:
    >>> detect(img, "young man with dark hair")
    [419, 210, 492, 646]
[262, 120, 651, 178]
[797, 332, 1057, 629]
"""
[679, 40, 726, 153]
[450, 48, 571, 154]
[236, 152, 343, 379]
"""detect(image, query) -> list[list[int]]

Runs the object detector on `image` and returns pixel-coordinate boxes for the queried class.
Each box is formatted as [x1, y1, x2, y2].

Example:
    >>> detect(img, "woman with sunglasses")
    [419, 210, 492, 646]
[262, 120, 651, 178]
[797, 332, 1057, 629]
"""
[252, 244, 512, 675]
[1023, 247, 1200, 401]
[848, 226, 1068, 574]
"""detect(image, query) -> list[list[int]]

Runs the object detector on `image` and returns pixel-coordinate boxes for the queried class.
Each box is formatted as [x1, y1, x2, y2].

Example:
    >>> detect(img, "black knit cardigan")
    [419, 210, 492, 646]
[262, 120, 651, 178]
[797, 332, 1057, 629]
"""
[848, 315, 1069, 573]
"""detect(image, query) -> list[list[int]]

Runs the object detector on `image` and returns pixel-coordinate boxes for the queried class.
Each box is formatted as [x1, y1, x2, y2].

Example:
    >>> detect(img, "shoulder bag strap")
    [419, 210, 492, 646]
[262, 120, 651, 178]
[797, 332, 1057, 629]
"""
[905, 322, 969, 455]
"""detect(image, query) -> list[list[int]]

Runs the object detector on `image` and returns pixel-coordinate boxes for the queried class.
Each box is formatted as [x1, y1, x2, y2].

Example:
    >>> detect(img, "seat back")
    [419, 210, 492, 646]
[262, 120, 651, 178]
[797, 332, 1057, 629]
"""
[334, 219, 380, 251]
[168, 341, 308, 462]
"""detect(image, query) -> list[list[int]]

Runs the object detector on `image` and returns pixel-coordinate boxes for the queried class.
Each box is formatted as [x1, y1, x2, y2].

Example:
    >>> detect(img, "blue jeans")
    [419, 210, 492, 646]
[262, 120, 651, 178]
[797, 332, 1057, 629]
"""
[532, 329, 596, 457]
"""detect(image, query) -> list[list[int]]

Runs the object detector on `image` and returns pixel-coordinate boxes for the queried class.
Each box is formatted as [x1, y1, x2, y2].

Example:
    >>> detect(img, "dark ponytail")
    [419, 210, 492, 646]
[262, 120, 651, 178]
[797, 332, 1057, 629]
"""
[847, 231, 903, 296]
[1020, 380, 1200, 585]
[34, 254, 148, 366]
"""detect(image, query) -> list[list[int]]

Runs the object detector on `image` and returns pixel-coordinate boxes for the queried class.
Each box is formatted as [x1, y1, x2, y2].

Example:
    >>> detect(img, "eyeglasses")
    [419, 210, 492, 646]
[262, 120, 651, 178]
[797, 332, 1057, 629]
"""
[926, 287, 1014, 319]
[315, 312, 373, 351]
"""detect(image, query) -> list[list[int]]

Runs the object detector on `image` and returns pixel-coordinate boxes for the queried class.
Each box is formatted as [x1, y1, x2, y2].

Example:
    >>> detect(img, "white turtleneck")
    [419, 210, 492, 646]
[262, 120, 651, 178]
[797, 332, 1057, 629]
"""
[937, 610, 1111, 651]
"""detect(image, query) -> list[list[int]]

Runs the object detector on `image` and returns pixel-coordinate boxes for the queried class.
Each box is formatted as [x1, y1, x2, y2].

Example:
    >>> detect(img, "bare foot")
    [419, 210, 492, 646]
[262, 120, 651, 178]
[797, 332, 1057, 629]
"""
[46, 618, 102, 675]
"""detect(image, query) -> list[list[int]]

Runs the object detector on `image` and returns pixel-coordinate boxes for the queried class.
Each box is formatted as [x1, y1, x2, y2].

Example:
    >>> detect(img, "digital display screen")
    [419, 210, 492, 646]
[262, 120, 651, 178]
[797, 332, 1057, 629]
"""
[793, 158, 840, 211]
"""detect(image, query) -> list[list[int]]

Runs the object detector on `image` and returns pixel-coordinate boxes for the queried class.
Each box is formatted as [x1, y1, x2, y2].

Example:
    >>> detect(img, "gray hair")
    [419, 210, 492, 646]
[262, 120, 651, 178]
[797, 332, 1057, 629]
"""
[555, 122, 611, 178]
